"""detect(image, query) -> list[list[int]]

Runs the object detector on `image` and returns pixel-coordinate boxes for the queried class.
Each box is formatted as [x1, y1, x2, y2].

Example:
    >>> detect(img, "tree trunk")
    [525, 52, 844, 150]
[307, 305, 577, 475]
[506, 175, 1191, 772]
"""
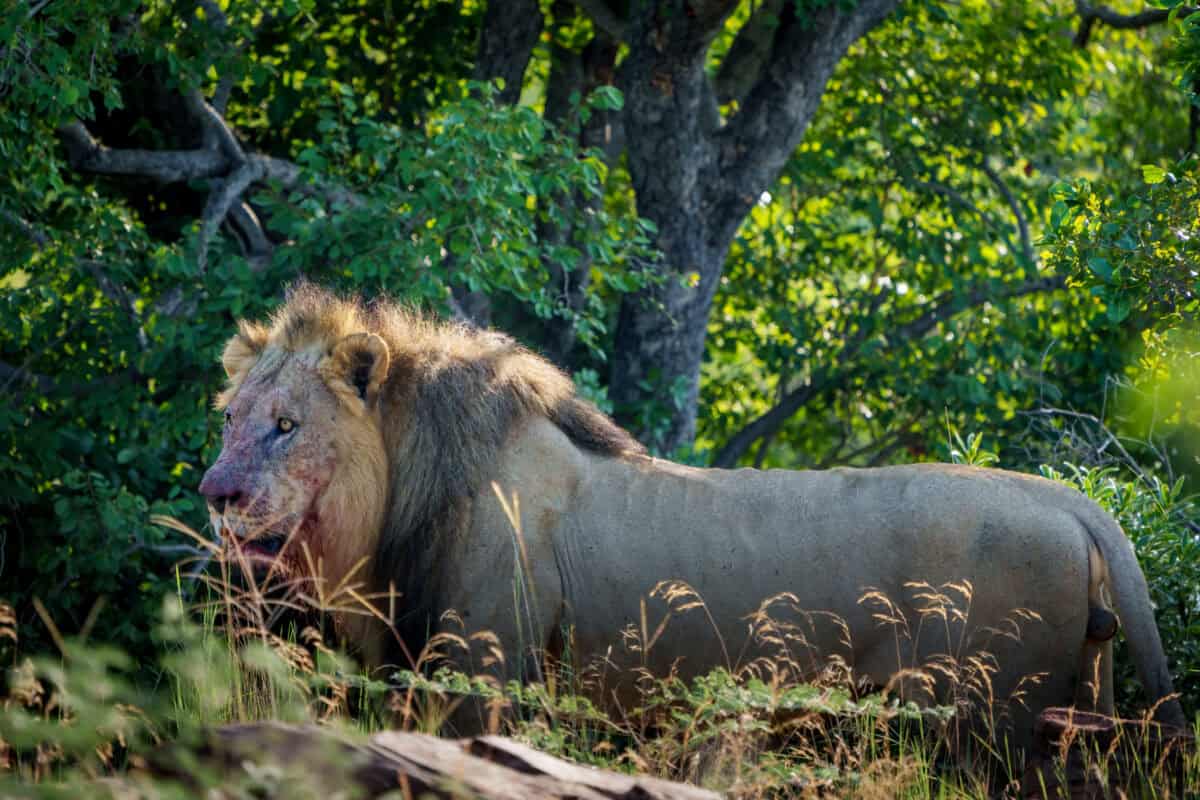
[469, 0, 901, 453]
[604, 0, 899, 454]
[472, 0, 543, 105]
[605, 1, 726, 452]
[610, 235, 726, 452]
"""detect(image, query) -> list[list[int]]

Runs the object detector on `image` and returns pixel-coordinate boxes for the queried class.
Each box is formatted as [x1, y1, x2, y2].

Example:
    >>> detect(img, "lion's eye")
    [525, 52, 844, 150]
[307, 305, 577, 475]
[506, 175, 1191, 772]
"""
[277, 417, 296, 434]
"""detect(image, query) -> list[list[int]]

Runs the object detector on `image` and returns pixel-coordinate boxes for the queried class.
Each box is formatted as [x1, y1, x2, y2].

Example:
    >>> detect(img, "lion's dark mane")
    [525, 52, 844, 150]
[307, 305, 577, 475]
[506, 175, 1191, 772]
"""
[270, 283, 644, 664]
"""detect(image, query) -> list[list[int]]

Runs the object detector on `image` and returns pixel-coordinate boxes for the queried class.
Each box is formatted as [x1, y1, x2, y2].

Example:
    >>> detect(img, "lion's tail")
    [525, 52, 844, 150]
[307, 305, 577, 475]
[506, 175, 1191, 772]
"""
[1080, 506, 1186, 727]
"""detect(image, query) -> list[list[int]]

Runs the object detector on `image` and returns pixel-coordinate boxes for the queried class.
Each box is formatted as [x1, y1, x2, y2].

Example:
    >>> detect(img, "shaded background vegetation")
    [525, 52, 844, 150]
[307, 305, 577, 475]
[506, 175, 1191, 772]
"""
[1, 0, 1197, 721]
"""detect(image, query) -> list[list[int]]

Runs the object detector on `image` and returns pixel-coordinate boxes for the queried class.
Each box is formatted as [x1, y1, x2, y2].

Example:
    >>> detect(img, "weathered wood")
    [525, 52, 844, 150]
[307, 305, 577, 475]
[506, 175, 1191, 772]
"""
[468, 735, 721, 800]
[1021, 707, 1194, 799]
[145, 722, 722, 800]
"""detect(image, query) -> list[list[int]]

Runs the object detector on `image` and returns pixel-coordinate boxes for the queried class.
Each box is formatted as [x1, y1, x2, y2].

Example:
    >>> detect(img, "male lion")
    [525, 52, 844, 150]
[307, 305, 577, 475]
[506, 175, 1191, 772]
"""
[200, 284, 1184, 750]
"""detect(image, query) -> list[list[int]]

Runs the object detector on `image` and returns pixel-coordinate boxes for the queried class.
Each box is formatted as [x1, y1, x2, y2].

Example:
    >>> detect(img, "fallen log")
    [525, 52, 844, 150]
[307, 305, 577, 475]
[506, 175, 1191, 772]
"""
[143, 722, 722, 800]
[1021, 707, 1194, 799]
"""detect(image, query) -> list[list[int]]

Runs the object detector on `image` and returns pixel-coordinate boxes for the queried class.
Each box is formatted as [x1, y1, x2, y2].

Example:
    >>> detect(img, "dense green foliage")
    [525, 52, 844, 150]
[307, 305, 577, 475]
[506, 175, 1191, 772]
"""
[1, 0, 1197, 746]
[701, 1, 1195, 470]
[0, 0, 652, 656]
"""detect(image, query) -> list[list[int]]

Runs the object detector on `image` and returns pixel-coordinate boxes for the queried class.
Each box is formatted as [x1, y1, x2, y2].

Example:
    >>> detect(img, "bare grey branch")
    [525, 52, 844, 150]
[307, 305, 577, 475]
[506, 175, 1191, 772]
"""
[198, 160, 265, 273]
[184, 89, 245, 161]
[0, 208, 49, 247]
[59, 121, 227, 183]
[982, 161, 1035, 267]
[227, 201, 274, 269]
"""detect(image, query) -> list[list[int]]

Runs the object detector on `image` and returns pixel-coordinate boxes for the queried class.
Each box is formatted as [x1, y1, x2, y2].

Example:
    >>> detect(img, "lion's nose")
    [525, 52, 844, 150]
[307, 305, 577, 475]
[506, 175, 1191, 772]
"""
[199, 462, 244, 514]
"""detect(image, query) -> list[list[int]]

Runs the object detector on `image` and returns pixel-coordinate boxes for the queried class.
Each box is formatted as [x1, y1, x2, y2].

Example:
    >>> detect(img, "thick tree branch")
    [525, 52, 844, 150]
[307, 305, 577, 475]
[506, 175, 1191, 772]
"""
[0, 208, 49, 248]
[226, 201, 273, 267]
[60, 120, 360, 207]
[713, 0, 785, 105]
[712, 0, 899, 237]
[184, 89, 245, 161]
[712, 377, 824, 469]
[59, 121, 228, 182]
[1074, 1, 1197, 46]
[197, 160, 264, 272]
[981, 161, 1035, 267]
[474, 0, 544, 104]
[711, 273, 1067, 467]
[253, 154, 362, 209]
[62, 102, 362, 276]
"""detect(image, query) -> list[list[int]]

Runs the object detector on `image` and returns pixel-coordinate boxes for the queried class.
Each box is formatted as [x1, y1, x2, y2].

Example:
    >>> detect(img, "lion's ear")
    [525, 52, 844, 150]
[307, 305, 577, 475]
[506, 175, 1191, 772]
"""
[320, 332, 390, 410]
[222, 321, 268, 379]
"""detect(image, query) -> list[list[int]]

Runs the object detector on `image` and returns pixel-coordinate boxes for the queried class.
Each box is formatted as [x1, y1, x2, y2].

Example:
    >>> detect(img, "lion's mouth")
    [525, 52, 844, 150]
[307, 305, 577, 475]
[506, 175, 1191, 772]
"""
[240, 533, 287, 560]
[211, 512, 294, 563]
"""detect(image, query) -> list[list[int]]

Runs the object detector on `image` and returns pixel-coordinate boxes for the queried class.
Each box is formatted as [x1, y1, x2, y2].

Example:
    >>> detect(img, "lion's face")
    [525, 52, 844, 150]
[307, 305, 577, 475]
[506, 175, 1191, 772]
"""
[199, 330, 391, 587]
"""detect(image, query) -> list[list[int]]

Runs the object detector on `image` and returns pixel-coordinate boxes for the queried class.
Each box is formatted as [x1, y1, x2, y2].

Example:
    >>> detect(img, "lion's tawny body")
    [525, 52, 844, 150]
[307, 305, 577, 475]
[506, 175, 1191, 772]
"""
[202, 284, 1184, 756]
[449, 418, 1178, 743]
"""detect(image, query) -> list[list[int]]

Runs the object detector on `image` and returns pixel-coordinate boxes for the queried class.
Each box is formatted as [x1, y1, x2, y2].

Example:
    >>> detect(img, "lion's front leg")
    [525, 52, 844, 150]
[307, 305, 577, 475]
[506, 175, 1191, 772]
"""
[433, 498, 565, 735]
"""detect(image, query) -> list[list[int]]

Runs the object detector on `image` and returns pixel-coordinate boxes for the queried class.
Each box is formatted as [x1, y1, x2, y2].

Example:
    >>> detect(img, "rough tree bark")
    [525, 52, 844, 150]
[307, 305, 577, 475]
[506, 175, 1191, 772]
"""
[466, 0, 900, 452]
[607, 0, 901, 452]
[472, 0, 544, 106]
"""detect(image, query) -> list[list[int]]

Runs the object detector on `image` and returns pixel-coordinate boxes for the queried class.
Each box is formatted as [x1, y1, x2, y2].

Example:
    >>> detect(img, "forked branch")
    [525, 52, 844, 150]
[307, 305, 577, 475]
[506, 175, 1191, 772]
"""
[712, 273, 1066, 467]
[1074, 1, 1198, 47]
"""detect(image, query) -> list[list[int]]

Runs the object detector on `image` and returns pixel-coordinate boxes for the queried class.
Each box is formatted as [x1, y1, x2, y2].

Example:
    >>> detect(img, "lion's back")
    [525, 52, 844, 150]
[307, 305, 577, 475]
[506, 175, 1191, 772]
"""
[556, 456, 1093, 668]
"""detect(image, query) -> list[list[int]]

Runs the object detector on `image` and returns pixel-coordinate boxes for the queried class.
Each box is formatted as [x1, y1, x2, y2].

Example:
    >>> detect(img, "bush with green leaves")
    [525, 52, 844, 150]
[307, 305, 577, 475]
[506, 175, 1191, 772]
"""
[1043, 463, 1200, 717]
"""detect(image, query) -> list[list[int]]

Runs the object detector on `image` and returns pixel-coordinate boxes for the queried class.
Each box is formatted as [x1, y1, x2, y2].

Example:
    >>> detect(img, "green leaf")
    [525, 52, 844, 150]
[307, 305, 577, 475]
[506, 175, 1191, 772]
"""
[1087, 256, 1113, 282]
[1141, 164, 1167, 184]
[1106, 297, 1131, 323]
[588, 86, 624, 112]
[1049, 200, 1069, 231]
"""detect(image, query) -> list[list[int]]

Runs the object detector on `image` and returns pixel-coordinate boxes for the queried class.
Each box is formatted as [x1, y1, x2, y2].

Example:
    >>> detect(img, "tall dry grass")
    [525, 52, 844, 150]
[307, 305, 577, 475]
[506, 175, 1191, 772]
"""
[1, 498, 1196, 798]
